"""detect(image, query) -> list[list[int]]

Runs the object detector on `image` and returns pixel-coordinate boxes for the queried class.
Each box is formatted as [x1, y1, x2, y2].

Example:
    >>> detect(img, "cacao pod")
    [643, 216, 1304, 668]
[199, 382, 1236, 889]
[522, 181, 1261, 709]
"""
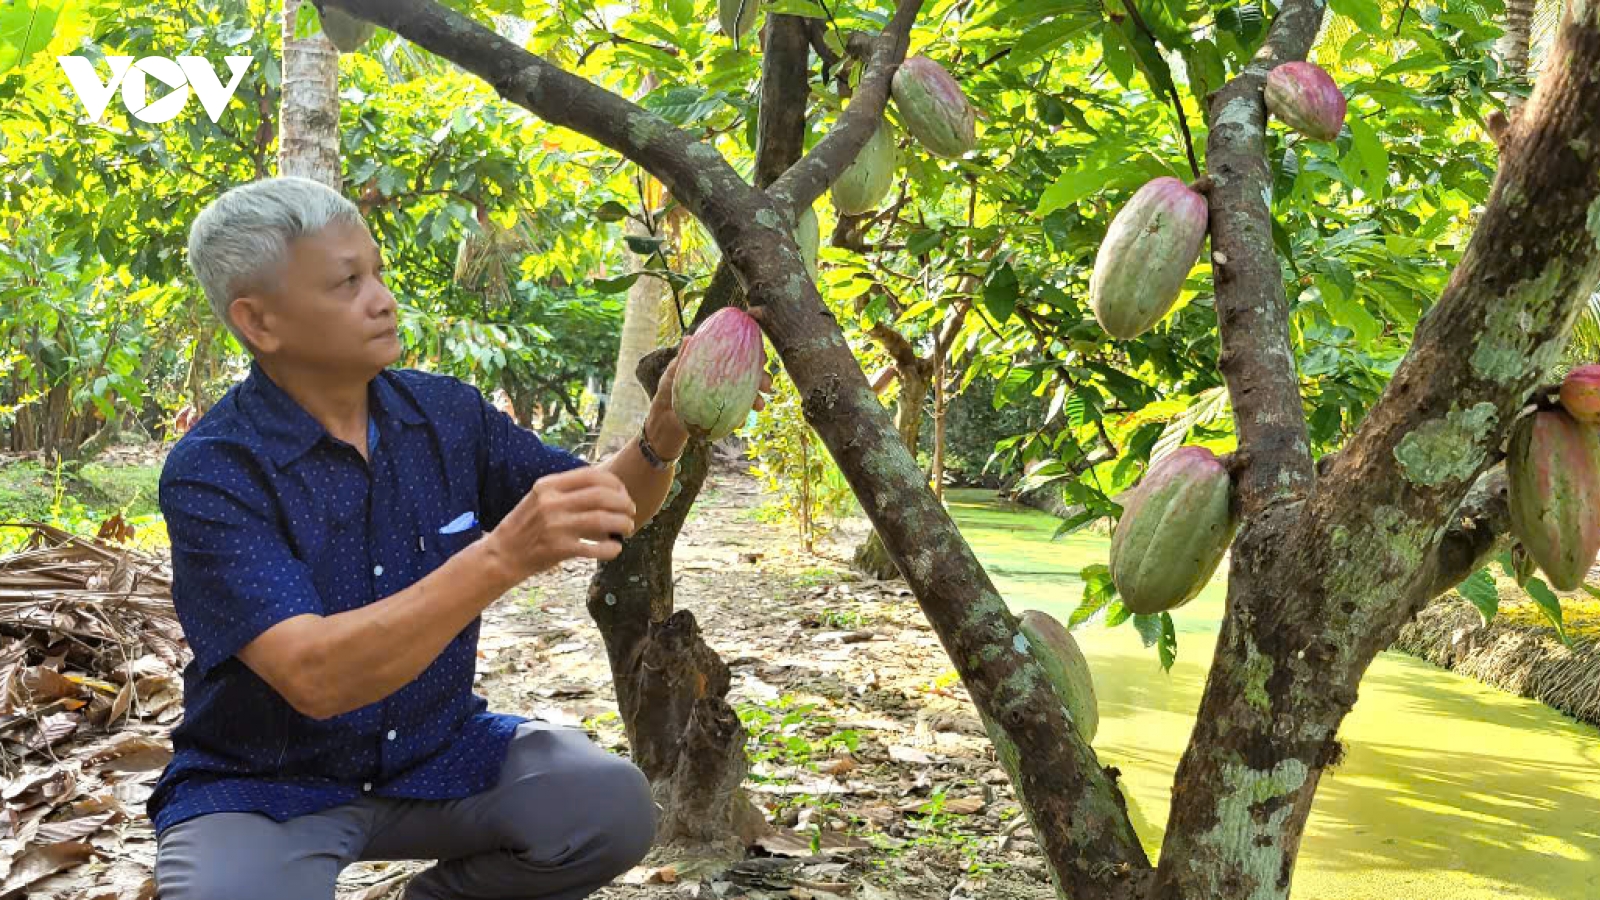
[1559, 364, 1600, 425]
[321, 7, 376, 53]
[1110, 446, 1236, 615]
[672, 307, 766, 441]
[832, 122, 898, 216]
[1506, 409, 1600, 591]
[1264, 62, 1346, 141]
[1018, 610, 1098, 744]
[796, 205, 819, 278]
[718, 0, 758, 45]
[1089, 177, 1209, 340]
[891, 56, 976, 159]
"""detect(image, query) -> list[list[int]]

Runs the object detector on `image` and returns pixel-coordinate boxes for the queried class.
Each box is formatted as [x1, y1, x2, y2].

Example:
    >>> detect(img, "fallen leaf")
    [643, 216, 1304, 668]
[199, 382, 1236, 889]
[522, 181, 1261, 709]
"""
[15, 667, 79, 706]
[0, 841, 95, 893]
[887, 745, 932, 765]
[35, 811, 116, 844]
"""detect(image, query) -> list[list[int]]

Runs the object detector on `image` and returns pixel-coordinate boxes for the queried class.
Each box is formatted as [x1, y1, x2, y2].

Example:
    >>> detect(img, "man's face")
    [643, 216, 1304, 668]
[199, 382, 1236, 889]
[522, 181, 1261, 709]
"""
[234, 218, 401, 377]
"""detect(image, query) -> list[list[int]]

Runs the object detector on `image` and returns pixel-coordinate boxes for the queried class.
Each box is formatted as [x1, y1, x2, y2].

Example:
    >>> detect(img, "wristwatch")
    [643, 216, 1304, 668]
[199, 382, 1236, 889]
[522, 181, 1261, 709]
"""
[638, 421, 682, 471]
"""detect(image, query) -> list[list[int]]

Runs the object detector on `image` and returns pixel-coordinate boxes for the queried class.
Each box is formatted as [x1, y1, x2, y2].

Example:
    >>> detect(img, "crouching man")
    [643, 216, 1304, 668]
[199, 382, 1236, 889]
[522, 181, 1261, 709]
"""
[152, 175, 765, 900]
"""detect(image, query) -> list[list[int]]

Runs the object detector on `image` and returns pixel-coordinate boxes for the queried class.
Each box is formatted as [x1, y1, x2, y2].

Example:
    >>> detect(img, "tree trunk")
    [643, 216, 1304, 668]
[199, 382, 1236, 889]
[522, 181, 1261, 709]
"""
[583, 17, 814, 851]
[931, 355, 947, 502]
[593, 215, 669, 459]
[1497, 0, 1536, 109]
[853, 361, 927, 579]
[279, 0, 342, 188]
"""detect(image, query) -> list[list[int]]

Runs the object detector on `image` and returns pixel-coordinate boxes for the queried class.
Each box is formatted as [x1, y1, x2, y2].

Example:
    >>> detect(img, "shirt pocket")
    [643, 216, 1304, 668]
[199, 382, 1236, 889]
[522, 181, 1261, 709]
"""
[428, 512, 484, 566]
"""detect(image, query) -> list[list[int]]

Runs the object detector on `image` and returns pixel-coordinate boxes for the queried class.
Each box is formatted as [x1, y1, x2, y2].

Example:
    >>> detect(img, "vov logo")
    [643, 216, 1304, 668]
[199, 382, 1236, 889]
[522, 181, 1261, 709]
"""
[57, 56, 253, 124]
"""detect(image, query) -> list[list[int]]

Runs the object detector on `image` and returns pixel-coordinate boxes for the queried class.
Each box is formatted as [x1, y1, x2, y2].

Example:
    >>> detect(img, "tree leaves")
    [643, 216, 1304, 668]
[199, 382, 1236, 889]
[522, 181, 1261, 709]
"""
[1069, 564, 1117, 627]
[1454, 569, 1500, 624]
[1522, 577, 1570, 646]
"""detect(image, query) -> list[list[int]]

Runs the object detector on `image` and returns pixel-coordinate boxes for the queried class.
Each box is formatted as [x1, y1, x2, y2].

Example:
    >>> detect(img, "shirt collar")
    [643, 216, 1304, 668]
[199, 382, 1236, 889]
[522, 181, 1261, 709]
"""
[241, 360, 425, 469]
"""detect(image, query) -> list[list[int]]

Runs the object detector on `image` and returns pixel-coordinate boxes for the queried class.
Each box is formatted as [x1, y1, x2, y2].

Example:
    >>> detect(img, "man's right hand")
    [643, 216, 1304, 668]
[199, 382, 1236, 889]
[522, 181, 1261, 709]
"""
[481, 467, 638, 583]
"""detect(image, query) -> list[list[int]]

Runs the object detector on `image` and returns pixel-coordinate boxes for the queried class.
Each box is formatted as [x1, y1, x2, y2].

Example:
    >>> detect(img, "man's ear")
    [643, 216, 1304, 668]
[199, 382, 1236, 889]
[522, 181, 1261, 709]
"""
[229, 294, 278, 354]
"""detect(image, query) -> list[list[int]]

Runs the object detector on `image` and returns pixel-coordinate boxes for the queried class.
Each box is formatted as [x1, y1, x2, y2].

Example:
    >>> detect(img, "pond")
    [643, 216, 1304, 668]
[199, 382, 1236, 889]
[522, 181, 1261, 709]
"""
[945, 489, 1600, 900]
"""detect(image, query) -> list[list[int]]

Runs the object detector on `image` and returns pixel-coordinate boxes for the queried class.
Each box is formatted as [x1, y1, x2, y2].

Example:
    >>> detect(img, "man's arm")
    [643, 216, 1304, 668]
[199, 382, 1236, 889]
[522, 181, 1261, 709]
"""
[598, 399, 689, 531]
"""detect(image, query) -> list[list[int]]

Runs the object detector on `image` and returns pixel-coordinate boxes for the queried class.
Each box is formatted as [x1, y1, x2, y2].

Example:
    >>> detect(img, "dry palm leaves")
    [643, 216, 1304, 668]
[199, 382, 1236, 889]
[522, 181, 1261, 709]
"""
[1, 522, 183, 899]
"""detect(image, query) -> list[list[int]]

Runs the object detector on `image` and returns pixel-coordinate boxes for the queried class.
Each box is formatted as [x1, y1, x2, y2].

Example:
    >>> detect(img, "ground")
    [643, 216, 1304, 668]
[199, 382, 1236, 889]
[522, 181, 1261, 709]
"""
[0, 454, 1056, 900]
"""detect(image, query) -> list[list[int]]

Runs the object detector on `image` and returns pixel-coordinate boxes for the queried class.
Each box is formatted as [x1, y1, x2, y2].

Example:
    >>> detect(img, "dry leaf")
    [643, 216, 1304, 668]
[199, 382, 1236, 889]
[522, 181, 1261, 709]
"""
[35, 811, 116, 844]
[0, 841, 95, 893]
[16, 667, 79, 706]
[887, 745, 932, 765]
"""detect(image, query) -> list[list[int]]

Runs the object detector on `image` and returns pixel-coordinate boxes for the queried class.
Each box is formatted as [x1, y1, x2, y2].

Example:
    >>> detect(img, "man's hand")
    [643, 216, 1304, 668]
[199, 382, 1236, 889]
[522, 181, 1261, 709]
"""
[482, 467, 638, 582]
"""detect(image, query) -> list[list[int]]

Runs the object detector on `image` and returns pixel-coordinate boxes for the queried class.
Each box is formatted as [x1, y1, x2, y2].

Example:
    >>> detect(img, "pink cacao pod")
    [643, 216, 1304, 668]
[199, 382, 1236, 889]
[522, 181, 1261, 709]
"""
[1559, 364, 1600, 425]
[671, 307, 766, 441]
[891, 56, 977, 159]
[1506, 409, 1600, 592]
[1264, 62, 1346, 141]
[1089, 177, 1209, 340]
[1110, 446, 1236, 615]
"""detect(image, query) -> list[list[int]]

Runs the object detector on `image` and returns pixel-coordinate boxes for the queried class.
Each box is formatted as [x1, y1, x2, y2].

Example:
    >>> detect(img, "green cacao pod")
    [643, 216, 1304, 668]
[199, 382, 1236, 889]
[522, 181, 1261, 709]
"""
[718, 0, 758, 45]
[1559, 364, 1600, 425]
[1110, 446, 1236, 615]
[891, 56, 976, 159]
[1264, 62, 1346, 141]
[831, 122, 898, 217]
[1018, 610, 1097, 744]
[1506, 409, 1600, 591]
[321, 7, 376, 53]
[796, 205, 819, 278]
[1089, 177, 1209, 340]
[672, 307, 766, 441]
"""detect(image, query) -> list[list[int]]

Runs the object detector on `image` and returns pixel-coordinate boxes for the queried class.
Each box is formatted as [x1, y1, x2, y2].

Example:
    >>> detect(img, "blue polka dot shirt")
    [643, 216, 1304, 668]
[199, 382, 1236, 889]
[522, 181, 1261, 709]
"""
[147, 360, 587, 834]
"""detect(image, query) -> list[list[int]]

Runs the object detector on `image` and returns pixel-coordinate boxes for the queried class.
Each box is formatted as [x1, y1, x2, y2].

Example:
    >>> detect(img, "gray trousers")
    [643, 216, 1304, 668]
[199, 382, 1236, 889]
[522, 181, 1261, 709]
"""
[154, 721, 655, 900]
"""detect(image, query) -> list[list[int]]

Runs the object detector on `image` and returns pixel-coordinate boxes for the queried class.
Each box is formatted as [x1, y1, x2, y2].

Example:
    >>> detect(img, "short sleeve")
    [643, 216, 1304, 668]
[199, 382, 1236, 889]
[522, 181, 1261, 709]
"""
[473, 387, 588, 531]
[160, 440, 324, 676]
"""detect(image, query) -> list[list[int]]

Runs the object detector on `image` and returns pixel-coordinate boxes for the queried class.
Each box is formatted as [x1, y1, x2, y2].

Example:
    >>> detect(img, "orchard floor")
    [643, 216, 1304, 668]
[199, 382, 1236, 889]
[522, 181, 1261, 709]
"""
[945, 488, 1600, 900]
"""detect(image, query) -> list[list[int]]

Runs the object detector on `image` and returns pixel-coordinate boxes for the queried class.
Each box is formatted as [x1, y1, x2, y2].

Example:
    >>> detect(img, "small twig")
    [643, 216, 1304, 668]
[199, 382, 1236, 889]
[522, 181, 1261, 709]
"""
[1394, 0, 1413, 36]
[1114, 4, 1201, 179]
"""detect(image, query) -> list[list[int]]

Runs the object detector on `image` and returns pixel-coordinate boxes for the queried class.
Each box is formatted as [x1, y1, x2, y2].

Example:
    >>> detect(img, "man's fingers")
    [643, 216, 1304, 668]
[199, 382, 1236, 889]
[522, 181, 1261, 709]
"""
[563, 510, 639, 543]
[566, 538, 623, 561]
[557, 485, 637, 518]
[540, 466, 626, 494]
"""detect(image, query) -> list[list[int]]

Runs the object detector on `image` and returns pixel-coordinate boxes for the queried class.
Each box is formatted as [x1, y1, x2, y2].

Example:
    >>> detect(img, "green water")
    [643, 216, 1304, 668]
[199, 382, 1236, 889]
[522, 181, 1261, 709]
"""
[945, 489, 1600, 900]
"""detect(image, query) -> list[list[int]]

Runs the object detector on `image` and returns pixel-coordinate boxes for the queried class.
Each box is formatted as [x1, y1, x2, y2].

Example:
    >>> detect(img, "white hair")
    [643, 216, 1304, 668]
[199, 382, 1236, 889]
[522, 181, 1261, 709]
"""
[186, 176, 363, 346]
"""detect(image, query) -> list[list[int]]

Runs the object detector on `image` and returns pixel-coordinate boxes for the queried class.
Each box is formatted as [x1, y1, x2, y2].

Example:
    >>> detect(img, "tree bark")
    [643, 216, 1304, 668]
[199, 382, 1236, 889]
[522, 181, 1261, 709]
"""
[593, 214, 670, 458]
[1497, 0, 1536, 109]
[279, 0, 342, 188]
[1152, 4, 1600, 899]
[853, 361, 927, 579]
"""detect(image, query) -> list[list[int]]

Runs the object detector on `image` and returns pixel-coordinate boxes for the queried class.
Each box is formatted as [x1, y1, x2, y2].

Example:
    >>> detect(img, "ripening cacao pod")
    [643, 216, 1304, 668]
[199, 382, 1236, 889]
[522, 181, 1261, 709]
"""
[1559, 364, 1600, 425]
[796, 205, 819, 278]
[672, 307, 766, 441]
[1264, 62, 1346, 141]
[891, 56, 977, 159]
[1506, 409, 1600, 591]
[320, 7, 377, 53]
[1110, 446, 1236, 615]
[1089, 177, 1209, 340]
[718, 0, 758, 45]
[1018, 610, 1098, 744]
[832, 122, 898, 216]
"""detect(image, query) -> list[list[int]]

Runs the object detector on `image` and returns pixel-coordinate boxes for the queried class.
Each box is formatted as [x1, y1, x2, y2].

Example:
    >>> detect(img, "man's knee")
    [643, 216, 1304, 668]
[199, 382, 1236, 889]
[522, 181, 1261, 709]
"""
[155, 813, 345, 900]
[502, 739, 657, 873]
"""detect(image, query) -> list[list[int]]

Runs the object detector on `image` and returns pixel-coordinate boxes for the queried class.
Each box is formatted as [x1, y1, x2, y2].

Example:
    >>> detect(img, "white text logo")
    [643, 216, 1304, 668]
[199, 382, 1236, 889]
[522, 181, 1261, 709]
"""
[57, 56, 253, 124]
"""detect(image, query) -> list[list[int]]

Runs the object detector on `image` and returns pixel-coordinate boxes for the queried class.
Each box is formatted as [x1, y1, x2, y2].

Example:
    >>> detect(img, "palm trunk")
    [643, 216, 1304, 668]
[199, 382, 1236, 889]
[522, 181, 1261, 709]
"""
[593, 216, 669, 459]
[1497, 0, 1536, 109]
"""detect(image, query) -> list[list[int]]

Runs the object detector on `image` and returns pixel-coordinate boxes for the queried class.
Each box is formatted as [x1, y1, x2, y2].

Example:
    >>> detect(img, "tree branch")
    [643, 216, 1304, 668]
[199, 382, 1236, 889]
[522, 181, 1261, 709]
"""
[1200, 0, 1324, 515]
[755, 17, 813, 189]
[766, 0, 921, 211]
[1423, 467, 1511, 600]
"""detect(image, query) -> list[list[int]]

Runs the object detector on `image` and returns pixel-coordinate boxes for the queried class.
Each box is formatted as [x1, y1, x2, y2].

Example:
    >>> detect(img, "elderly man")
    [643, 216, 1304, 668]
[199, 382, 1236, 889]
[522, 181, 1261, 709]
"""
[152, 176, 762, 899]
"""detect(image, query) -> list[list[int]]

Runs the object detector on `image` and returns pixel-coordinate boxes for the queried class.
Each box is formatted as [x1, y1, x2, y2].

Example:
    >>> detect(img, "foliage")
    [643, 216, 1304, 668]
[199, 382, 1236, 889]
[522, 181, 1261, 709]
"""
[745, 368, 858, 553]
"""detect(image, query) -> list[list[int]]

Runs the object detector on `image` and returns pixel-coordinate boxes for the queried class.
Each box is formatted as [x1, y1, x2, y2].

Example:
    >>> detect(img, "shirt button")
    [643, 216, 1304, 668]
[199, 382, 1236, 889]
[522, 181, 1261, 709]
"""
[386, 730, 397, 741]
[363, 782, 373, 792]
[373, 565, 384, 576]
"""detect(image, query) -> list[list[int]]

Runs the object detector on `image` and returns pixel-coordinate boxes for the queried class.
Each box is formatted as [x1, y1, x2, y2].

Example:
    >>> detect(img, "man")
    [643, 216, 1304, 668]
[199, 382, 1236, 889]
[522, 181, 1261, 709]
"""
[153, 175, 765, 899]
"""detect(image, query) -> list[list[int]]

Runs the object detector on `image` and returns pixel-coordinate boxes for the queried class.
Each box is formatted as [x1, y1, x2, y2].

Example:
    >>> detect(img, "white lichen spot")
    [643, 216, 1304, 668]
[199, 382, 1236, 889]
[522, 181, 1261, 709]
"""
[1013, 632, 1031, 655]
[1215, 96, 1260, 134]
[604, 592, 618, 606]
[1471, 262, 1568, 384]
[1393, 403, 1498, 487]
[1215, 251, 1230, 265]
[755, 208, 782, 232]
[1198, 759, 1311, 900]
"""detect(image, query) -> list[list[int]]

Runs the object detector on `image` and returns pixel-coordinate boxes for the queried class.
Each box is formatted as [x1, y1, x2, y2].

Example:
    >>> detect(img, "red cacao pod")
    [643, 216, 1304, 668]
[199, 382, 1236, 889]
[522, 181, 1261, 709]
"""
[891, 56, 976, 159]
[1264, 62, 1346, 141]
[671, 307, 766, 441]
[1559, 364, 1600, 425]
[1506, 409, 1600, 591]
[1110, 446, 1236, 615]
[1089, 177, 1209, 340]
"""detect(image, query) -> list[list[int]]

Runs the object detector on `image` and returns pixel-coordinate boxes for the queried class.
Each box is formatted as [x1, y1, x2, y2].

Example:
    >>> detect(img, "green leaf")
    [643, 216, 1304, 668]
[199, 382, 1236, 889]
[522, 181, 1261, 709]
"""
[1132, 613, 1162, 648]
[1101, 26, 1137, 91]
[1345, 117, 1388, 201]
[1455, 569, 1500, 624]
[763, 0, 828, 17]
[1583, 583, 1600, 601]
[1036, 161, 1148, 217]
[594, 201, 631, 223]
[983, 262, 1020, 323]
[1183, 39, 1227, 106]
[625, 234, 666, 255]
[1321, 279, 1380, 345]
[1104, 600, 1133, 628]
[1158, 612, 1177, 671]
[906, 228, 944, 257]
[1069, 564, 1117, 627]
[1329, 0, 1384, 35]
[1052, 507, 1101, 540]
[592, 273, 642, 294]
[1523, 577, 1570, 646]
